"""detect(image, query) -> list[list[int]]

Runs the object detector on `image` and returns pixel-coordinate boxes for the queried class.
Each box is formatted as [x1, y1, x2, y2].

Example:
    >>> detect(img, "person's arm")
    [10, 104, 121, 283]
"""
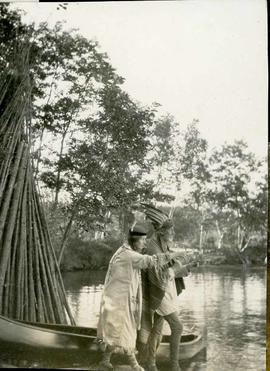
[166, 250, 188, 262]
[170, 259, 199, 278]
[129, 250, 159, 270]
[129, 250, 185, 271]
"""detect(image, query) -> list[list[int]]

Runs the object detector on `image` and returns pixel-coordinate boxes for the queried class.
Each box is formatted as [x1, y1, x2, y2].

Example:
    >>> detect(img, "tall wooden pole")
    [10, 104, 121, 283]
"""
[0, 43, 75, 324]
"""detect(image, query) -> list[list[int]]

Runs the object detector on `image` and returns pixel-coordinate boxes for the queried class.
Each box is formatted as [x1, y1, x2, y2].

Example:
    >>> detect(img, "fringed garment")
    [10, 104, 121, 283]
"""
[97, 243, 171, 354]
[138, 235, 185, 344]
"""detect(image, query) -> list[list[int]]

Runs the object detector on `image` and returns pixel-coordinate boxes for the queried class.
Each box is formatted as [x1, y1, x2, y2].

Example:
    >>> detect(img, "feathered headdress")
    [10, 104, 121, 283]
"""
[140, 203, 173, 229]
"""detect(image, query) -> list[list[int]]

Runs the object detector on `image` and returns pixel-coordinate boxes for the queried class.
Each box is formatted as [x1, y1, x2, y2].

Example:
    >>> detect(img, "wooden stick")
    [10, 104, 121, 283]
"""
[31, 203, 56, 323]
[14, 197, 23, 319]
[26, 168, 36, 322]
[28, 173, 45, 322]
[8, 202, 21, 319]
[2, 257, 11, 316]
[20, 166, 29, 321]
[34, 182, 76, 325]
[0, 122, 23, 197]
[23, 240, 29, 321]
[0, 141, 24, 242]
[0, 146, 28, 305]
[34, 184, 76, 325]
[0, 82, 26, 136]
[33, 191, 65, 323]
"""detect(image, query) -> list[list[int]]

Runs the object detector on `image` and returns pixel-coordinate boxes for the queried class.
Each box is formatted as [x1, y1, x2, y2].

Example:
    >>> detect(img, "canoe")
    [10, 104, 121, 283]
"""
[0, 314, 206, 367]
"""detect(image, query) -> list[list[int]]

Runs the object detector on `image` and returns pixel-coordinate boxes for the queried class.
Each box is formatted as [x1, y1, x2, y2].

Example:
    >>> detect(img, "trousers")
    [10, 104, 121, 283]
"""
[147, 311, 183, 364]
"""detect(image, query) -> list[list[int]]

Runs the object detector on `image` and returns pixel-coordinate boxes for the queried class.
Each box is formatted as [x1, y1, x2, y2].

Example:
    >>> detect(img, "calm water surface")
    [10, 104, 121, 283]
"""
[63, 266, 266, 371]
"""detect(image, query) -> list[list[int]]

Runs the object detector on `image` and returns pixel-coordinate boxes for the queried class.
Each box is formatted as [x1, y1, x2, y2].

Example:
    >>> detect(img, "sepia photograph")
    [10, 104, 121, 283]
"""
[0, 1, 268, 370]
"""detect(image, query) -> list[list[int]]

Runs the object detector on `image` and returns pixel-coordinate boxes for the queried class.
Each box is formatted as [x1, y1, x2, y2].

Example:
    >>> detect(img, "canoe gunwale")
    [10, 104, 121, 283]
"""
[0, 314, 206, 364]
[1, 315, 96, 339]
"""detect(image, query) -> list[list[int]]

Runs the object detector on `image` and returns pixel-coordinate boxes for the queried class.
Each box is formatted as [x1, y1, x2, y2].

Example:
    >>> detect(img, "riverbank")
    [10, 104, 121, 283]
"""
[59, 237, 266, 272]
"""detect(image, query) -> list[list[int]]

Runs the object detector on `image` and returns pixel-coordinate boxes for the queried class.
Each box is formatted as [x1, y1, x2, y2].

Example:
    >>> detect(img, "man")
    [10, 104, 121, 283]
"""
[97, 221, 186, 371]
[138, 203, 191, 371]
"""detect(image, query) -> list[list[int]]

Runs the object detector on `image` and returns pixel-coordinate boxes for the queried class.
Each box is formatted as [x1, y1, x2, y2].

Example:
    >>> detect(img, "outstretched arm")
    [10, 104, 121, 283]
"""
[129, 250, 186, 271]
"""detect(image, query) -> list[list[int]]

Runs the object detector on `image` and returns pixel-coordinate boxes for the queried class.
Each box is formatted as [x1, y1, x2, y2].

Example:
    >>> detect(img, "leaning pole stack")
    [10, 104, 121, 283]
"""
[0, 47, 75, 325]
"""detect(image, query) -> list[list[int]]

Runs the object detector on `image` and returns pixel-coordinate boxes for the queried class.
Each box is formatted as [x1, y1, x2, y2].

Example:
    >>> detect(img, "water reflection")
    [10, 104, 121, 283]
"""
[63, 266, 266, 371]
[62, 270, 105, 328]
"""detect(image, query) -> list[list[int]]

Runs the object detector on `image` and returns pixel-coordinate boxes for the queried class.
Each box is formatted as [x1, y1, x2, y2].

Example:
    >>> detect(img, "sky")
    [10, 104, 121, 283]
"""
[11, 0, 268, 158]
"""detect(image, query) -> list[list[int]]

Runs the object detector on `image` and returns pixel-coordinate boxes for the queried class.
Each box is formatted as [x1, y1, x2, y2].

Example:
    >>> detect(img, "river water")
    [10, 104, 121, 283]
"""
[62, 266, 266, 371]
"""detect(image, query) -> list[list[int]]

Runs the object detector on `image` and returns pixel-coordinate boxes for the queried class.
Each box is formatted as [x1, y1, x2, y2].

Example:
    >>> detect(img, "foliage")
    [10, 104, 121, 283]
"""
[0, 4, 30, 72]
[60, 236, 121, 271]
[1, 4, 167, 243]
[1, 4, 267, 267]
[173, 206, 201, 244]
[58, 83, 156, 215]
[207, 141, 265, 231]
[176, 119, 210, 208]
[208, 141, 258, 212]
[149, 114, 178, 191]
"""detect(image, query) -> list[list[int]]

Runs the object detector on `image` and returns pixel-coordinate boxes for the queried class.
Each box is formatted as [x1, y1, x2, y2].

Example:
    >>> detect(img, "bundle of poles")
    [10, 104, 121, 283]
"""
[0, 45, 75, 324]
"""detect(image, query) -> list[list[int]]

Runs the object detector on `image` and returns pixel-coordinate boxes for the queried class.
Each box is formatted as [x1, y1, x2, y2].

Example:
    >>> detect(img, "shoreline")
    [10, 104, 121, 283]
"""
[60, 261, 266, 273]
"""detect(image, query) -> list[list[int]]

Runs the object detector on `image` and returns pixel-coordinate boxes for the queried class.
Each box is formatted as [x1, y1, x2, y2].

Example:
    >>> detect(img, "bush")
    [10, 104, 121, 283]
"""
[60, 236, 124, 272]
[103, 236, 124, 250]
[60, 237, 91, 271]
[88, 240, 114, 269]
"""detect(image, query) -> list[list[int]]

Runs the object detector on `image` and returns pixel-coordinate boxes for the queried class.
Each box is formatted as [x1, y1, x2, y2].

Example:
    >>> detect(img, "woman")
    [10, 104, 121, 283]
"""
[97, 222, 185, 370]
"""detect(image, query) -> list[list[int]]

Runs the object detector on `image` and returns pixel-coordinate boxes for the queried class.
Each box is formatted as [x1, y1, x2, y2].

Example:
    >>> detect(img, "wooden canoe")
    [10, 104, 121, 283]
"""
[0, 314, 206, 367]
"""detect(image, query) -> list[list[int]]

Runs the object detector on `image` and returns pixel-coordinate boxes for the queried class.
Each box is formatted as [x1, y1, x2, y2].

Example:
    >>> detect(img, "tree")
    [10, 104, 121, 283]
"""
[28, 22, 122, 205]
[207, 140, 265, 262]
[173, 206, 201, 245]
[40, 83, 158, 260]
[1, 5, 160, 260]
[0, 4, 30, 73]
[149, 114, 178, 191]
[68, 87, 154, 202]
[174, 120, 210, 252]
[177, 119, 210, 207]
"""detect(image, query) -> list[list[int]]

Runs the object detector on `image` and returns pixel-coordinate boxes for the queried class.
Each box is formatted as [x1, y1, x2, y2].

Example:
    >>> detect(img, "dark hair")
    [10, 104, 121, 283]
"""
[128, 235, 144, 249]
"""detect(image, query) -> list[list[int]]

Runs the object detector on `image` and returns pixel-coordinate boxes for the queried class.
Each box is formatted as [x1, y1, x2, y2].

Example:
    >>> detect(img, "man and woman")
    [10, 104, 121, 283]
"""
[97, 204, 195, 370]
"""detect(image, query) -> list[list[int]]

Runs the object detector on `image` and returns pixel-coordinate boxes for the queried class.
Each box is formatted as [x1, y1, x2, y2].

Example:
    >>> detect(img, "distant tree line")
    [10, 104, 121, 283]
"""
[1, 3, 267, 267]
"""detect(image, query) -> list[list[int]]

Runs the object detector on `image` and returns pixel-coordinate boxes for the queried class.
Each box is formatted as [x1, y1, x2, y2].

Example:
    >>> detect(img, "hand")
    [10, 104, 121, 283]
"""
[172, 250, 186, 259]
[186, 261, 199, 270]
[171, 260, 189, 278]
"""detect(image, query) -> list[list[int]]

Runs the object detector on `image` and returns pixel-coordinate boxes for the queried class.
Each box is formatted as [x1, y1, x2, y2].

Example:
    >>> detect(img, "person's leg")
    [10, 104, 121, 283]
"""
[146, 313, 164, 371]
[126, 352, 145, 370]
[164, 312, 183, 371]
[99, 347, 113, 369]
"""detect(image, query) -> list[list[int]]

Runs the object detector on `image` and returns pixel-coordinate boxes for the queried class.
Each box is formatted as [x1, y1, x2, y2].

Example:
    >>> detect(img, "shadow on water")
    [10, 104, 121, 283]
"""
[62, 269, 106, 290]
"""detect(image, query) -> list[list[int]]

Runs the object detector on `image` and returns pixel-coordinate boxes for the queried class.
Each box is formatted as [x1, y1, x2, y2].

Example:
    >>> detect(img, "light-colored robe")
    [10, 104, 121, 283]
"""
[97, 243, 166, 353]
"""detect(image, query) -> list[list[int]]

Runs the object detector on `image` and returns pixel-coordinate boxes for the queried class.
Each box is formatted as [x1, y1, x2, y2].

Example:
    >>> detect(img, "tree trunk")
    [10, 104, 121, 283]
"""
[58, 213, 75, 264]
[240, 236, 251, 253]
[215, 220, 224, 250]
[118, 208, 126, 237]
[237, 225, 241, 249]
[237, 225, 245, 251]
[199, 224, 203, 253]
[233, 225, 249, 265]
[34, 65, 60, 178]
